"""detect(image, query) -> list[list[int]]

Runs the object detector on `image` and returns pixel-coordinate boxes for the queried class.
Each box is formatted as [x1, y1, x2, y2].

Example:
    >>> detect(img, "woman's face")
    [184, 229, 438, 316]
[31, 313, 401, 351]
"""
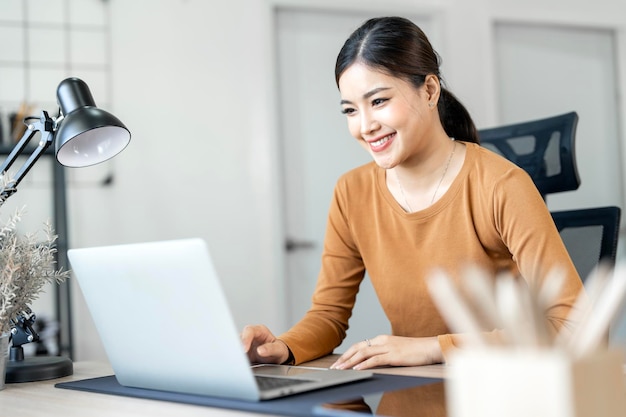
[338, 62, 438, 169]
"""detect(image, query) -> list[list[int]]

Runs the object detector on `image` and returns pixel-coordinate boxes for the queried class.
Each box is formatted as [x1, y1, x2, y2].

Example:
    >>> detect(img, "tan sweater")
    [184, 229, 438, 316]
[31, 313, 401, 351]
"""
[279, 143, 583, 364]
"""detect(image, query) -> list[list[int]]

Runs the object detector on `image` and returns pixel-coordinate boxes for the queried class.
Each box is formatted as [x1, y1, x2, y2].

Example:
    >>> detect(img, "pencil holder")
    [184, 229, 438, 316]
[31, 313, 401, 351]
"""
[446, 347, 626, 417]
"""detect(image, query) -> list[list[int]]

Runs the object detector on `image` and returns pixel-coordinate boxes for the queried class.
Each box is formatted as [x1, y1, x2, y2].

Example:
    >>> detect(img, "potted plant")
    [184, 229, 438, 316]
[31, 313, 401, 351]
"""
[0, 207, 70, 388]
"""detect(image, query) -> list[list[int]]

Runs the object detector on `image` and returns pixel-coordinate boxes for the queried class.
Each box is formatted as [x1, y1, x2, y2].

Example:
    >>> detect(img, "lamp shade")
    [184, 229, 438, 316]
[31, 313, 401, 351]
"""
[54, 78, 131, 168]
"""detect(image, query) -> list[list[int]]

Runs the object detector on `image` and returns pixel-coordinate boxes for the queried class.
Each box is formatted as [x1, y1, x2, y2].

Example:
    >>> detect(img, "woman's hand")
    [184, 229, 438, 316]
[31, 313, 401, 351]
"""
[240, 324, 290, 364]
[330, 335, 443, 370]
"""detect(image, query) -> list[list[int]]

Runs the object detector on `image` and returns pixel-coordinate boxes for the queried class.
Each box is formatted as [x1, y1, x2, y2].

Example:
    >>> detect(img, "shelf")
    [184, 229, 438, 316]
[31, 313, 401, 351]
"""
[0, 0, 113, 362]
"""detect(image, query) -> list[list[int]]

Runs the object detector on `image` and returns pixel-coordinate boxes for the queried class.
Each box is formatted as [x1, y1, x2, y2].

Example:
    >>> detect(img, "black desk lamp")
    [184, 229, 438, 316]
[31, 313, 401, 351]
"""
[1, 77, 130, 201]
[1, 77, 131, 382]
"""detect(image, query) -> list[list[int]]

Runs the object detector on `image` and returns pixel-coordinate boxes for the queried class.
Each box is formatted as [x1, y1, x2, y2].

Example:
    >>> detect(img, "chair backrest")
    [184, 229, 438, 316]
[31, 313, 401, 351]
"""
[479, 112, 581, 199]
[479, 113, 621, 281]
[551, 206, 621, 280]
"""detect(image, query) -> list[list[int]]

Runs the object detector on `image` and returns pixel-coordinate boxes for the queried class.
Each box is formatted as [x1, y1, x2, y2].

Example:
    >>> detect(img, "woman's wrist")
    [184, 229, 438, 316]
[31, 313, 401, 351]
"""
[277, 339, 294, 365]
[428, 336, 444, 364]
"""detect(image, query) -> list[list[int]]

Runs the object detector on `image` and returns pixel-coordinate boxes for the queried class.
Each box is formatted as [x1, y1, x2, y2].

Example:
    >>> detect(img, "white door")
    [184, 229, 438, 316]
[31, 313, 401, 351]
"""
[275, 9, 435, 351]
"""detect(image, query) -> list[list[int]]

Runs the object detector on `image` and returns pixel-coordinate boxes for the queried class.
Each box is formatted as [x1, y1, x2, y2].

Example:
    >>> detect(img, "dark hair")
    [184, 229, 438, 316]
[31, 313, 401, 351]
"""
[335, 16, 479, 144]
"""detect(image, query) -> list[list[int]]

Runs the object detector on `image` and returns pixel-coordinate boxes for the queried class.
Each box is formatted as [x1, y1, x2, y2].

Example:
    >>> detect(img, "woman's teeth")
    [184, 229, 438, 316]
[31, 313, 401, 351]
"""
[372, 135, 391, 147]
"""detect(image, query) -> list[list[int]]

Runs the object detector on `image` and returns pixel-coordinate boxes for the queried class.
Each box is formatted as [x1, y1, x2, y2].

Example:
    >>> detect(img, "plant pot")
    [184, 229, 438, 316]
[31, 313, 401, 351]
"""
[0, 332, 9, 390]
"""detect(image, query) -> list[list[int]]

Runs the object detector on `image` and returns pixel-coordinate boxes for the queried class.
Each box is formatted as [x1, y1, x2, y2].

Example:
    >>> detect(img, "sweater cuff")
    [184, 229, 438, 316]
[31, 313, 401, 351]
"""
[437, 334, 457, 363]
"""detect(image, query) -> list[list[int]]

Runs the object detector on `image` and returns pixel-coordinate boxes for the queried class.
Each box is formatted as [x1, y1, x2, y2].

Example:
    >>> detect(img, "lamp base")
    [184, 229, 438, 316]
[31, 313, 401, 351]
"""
[5, 356, 73, 383]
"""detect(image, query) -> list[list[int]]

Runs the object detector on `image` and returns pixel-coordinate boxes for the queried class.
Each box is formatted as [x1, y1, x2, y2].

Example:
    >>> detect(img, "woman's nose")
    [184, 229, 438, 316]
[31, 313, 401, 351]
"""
[360, 111, 379, 135]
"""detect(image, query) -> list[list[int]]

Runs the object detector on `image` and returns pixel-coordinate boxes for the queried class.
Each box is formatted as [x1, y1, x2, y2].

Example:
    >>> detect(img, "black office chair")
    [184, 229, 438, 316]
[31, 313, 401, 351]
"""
[551, 206, 621, 280]
[479, 111, 581, 199]
[479, 112, 621, 280]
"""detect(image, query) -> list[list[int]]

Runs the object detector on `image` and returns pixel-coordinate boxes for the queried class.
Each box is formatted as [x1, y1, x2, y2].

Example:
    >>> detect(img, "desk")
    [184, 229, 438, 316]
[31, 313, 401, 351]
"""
[0, 357, 446, 417]
[3, 357, 626, 416]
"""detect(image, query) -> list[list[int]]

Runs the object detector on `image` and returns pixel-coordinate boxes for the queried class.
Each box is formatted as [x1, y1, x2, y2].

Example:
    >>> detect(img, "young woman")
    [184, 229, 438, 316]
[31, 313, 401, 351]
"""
[241, 16, 583, 370]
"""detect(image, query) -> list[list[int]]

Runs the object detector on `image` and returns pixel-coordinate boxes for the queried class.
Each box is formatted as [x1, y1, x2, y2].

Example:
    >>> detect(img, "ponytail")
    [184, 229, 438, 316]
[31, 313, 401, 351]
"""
[438, 88, 479, 144]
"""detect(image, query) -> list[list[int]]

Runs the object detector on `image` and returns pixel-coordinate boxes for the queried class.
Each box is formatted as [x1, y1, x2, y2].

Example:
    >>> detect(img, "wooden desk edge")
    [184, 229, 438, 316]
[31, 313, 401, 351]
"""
[2, 356, 624, 417]
[0, 358, 444, 417]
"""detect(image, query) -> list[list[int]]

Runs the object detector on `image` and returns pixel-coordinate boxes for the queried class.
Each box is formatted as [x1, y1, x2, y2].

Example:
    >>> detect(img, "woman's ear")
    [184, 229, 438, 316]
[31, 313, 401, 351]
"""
[424, 74, 441, 107]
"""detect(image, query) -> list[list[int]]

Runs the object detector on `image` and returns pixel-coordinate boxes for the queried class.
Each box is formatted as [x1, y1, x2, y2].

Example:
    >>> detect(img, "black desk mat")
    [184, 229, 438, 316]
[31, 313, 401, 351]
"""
[56, 373, 439, 416]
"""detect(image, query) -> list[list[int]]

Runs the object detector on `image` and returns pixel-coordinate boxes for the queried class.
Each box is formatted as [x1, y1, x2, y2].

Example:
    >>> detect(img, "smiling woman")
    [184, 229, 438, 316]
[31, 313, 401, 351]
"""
[241, 16, 584, 372]
[334, 17, 478, 212]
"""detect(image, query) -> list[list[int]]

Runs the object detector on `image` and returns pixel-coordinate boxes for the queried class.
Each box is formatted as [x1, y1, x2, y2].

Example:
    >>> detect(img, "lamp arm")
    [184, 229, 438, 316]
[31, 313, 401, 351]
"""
[0, 111, 55, 204]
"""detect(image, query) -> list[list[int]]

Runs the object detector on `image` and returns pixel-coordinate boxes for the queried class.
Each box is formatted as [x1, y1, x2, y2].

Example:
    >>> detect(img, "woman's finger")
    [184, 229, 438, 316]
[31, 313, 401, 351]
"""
[331, 338, 378, 369]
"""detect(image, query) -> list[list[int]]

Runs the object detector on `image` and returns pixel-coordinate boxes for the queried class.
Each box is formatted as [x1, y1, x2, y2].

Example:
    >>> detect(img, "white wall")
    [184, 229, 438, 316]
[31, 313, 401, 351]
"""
[67, 0, 285, 360]
[56, 0, 626, 360]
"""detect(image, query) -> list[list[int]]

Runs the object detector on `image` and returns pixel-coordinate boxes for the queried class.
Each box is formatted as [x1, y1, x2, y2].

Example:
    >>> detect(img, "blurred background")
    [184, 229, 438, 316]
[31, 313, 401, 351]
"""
[0, 0, 625, 361]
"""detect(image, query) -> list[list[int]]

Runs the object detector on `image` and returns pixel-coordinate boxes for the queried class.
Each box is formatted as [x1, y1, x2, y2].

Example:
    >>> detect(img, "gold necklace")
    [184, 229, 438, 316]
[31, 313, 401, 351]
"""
[395, 140, 456, 212]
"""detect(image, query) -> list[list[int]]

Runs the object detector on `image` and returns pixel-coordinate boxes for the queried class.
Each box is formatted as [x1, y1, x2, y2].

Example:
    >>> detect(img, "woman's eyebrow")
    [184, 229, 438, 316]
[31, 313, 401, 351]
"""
[340, 86, 392, 105]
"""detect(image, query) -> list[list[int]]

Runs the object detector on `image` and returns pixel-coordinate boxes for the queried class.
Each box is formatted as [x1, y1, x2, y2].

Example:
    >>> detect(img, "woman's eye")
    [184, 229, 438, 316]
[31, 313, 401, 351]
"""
[341, 107, 356, 115]
[372, 98, 387, 106]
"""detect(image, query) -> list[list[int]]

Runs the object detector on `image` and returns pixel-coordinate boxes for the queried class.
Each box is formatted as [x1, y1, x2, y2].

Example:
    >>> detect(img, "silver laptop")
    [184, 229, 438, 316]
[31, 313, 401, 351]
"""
[67, 238, 372, 401]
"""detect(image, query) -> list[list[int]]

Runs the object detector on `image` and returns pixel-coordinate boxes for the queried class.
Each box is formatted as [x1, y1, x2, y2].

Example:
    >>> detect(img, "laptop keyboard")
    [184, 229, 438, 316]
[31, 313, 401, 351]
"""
[255, 375, 313, 391]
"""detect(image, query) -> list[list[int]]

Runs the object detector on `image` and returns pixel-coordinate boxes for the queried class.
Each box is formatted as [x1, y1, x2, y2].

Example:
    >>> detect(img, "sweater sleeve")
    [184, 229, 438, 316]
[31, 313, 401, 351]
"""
[440, 167, 584, 356]
[279, 181, 366, 364]
[495, 168, 583, 332]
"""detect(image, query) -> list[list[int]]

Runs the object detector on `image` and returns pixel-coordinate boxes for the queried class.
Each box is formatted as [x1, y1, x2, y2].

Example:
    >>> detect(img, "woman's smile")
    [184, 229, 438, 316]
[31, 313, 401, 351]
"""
[368, 133, 396, 152]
